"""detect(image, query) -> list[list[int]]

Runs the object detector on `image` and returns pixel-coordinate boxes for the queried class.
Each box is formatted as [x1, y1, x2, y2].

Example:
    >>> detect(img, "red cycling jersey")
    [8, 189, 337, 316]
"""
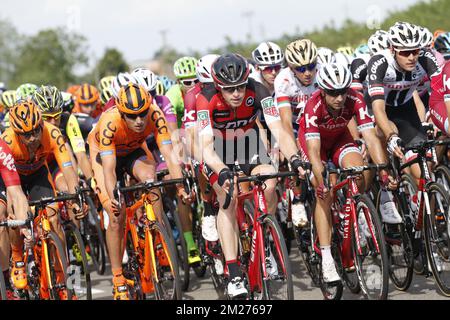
[430, 61, 450, 133]
[0, 139, 21, 187]
[298, 89, 374, 166]
[183, 82, 204, 129]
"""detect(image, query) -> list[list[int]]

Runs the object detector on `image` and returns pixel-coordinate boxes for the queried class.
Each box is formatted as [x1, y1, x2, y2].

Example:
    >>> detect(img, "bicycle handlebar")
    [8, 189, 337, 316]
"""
[328, 163, 389, 175]
[116, 178, 185, 194]
[0, 219, 29, 228]
[403, 139, 450, 153]
[237, 171, 299, 183]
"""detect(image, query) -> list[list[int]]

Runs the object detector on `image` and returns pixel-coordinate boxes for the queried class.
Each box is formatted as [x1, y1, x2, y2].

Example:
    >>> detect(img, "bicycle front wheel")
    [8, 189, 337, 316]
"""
[353, 195, 389, 300]
[149, 221, 182, 300]
[260, 214, 294, 300]
[424, 182, 450, 296]
[46, 231, 71, 300]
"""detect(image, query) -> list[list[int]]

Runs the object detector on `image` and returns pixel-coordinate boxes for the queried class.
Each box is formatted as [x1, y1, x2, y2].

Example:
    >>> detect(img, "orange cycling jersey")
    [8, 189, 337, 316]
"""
[0, 122, 73, 176]
[89, 104, 172, 158]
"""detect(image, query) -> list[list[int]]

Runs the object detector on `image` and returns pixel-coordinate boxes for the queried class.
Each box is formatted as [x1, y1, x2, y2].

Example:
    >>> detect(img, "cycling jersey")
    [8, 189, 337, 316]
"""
[165, 84, 185, 128]
[183, 83, 214, 129]
[250, 72, 274, 96]
[430, 61, 450, 133]
[350, 54, 371, 92]
[274, 67, 317, 127]
[59, 113, 86, 154]
[89, 105, 172, 158]
[73, 113, 96, 140]
[197, 78, 280, 140]
[298, 89, 374, 167]
[367, 49, 441, 106]
[1, 122, 73, 176]
[0, 139, 20, 187]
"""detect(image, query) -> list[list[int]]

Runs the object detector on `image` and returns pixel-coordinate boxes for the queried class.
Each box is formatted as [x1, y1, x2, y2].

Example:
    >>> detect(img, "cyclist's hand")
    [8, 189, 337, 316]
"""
[290, 155, 307, 179]
[387, 135, 404, 159]
[316, 183, 329, 200]
[20, 228, 33, 249]
[71, 202, 87, 220]
[111, 199, 121, 217]
[380, 171, 398, 191]
[177, 186, 194, 205]
[356, 139, 368, 160]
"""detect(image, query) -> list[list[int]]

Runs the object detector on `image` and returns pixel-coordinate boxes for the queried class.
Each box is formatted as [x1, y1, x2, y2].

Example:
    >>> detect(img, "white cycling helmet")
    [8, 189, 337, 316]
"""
[285, 39, 318, 67]
[388, 22, 422, 50]
[316, 63, 353, 90]
[368, 30, 390, 54]
[334, 52, 352, 68]
[419, 26, 433, 48]
[111, 72, 137, 99]
[131, 68, 158, 93]
[317, 47, 336, 65]
[196, 54, 220, 83]
[252, 41, 284, 66]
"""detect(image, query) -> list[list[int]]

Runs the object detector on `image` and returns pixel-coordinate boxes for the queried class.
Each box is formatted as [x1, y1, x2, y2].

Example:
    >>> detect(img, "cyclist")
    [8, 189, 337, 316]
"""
[183, 54, 220, 242]
[429, 56, 450, 135]
[251, 42, 284, 95]
[87, 83, 191, 300]
[274, 39, 318, 227]
[73, 84, 102, 118]
[157, 75, 176, 95]
[197, 53, 305, 298]
[15, 83, 38, 102]
[98, 75, 115, 107]
[298, 63, 395, 282]
[368, 22, 441, 206]
[317, 47, 336, 66]
[1, 90, 17, 130]
[0, 140, 31, 299]
[166, 56, 199, 128]
[1, 101, 81, 299]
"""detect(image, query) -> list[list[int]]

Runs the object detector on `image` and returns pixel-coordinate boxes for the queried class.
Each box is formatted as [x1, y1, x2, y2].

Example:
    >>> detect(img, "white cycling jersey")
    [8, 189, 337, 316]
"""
[274, 67, 318, 126]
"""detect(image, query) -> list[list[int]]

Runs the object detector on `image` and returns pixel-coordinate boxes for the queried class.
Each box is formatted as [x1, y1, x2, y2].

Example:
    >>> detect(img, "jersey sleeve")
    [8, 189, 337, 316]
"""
[66, 114, 86, 153]
[183, 90, 198, 129]
[274, 72, 292, 109]
[0, 139, 20, 187]
[98, 116, 118, 157]
[49, 126, 73, 170]
[367, 54, 389, 102]
[157, 96, 177, 124]
[148, 103, 172, 148]
[254, 81, 281, 125]
[420, 49, 441, 78]
[350, 58, 367, 92]
[352, 92, 375, 132]
[196, 94, 214, 137]
[443, 62, 450, 102]
[303, 98, 321, 140]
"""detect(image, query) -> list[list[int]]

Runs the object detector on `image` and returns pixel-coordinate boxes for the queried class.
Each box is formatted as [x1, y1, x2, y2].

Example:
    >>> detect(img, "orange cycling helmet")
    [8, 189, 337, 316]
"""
[76, 84, 100, 105]
[66, 84, 81, 96]
[117, 83, 152, 115]
[9, 100, 43, 134]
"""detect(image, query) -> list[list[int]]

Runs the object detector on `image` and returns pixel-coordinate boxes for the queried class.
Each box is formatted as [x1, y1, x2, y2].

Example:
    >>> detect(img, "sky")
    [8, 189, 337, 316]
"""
[1, 0, 420, 66]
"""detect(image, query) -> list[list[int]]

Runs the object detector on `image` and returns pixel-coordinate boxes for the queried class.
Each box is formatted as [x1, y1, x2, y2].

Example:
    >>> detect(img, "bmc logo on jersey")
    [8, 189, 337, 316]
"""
[0, 147, 16, 172]
[217, 114, 258, 129]
[246, 97, 254, 107]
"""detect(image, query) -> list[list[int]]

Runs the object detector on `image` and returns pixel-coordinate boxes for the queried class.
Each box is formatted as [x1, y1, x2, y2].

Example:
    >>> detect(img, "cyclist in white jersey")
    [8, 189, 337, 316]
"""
[368, 22, 441, 224]
[251, 41, 284, 95]
[274, 39, 318, 228]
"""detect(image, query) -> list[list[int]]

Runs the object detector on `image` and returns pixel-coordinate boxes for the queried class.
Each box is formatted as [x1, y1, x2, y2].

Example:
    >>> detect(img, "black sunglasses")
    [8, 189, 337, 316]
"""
[123, 109, 149, 120]
[294, 62, 317, 73]
[396, 49, 420, 57]
[220, 83, 247, 93]
[324, 88, 348, 97]
[180, 79, 199, 87]
[19, 126, 42, 138]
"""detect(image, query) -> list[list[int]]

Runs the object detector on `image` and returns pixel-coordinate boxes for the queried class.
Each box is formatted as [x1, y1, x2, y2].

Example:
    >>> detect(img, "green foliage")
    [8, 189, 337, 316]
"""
[95, 48, 129, 79]
[10, 28, 89, 89]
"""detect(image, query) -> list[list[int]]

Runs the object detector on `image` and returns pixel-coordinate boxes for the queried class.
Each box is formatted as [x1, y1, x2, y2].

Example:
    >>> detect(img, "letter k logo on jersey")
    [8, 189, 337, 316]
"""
[305, 114, 318, 128]
[444, 75, 450, 91]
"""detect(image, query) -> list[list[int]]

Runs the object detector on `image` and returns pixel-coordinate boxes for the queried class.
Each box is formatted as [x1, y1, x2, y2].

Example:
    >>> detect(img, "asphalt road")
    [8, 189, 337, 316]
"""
[84, 244, 449, 301]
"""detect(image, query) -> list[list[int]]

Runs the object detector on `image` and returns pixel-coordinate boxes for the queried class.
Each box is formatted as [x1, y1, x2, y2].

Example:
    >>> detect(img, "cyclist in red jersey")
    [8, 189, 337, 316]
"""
[298, 63, 395, 283]
[430, 61, 450, 134]
[197, 53, 304, 298]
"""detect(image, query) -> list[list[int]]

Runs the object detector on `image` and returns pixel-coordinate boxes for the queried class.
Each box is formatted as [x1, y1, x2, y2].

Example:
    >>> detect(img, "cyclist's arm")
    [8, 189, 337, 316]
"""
[278, 107, 296, 142]
[306, 138, 324, 186]
[347, 118, 361, 140]
[6, 185, 29, 221]
[361, 128, 387, 165]
[372, 99, 396, 140]
[413, 90, 426, 122]
[74, 151, 92, 180]
[101, 154, 117, 200]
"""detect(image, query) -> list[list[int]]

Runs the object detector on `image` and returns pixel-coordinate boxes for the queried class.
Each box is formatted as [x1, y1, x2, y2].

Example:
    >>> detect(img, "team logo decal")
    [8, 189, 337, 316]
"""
[246, 97, 254, 107]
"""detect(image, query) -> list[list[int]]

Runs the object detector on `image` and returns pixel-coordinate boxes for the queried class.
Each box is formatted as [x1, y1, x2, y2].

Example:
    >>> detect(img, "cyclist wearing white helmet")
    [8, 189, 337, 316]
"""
[103, 72, 138, 111]
[368, 22, 441, 213]
[274, 39, 318, 228]
[317, 47, 336, 66]
[298, 63, 392, 283]
[251, 41, 284, 95]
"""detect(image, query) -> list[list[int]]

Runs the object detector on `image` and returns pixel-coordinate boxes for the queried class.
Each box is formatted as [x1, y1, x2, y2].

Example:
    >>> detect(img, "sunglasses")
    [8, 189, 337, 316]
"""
[219, 83, 247, 93]
[294, 62, 317, 73]
[43, 112, 62, 121]
[324, 88, 348, 97]
[180, 79, 199, 87]
[80, 103, 97, 109]
[395, 48, 420, 57]
[19, 126, 42, 139]
[123, 108, 149, 120]
[259, 64, 282, 73]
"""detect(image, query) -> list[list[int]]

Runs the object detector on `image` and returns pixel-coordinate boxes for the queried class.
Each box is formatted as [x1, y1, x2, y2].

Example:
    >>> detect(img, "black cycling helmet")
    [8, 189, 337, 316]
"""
[212, 53, 250, 87]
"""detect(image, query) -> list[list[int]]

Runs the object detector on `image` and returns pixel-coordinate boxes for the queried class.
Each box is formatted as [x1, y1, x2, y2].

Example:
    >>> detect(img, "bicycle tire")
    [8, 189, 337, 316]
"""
[150, 221, 182, 300]
[64, 221, 92, 300]
[424, 182, 450, 296]
[260, 214, 294, 300]
[47, 231, 71, 300]
[353, 195, 389, 300]
[377, 189, 414, 291]
[123, 230, 145, 300]
[171, 205, 191, 292]
[192, 204, 207, 278]
[435, 165, 450, 193]
[84, 195, 107, 275]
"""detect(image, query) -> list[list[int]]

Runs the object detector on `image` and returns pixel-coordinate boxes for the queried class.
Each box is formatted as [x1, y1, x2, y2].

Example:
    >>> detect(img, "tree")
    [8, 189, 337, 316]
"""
[0, 19, 23, 87]
[10, 28, 89, 89]
[95, 48, 129, 79]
